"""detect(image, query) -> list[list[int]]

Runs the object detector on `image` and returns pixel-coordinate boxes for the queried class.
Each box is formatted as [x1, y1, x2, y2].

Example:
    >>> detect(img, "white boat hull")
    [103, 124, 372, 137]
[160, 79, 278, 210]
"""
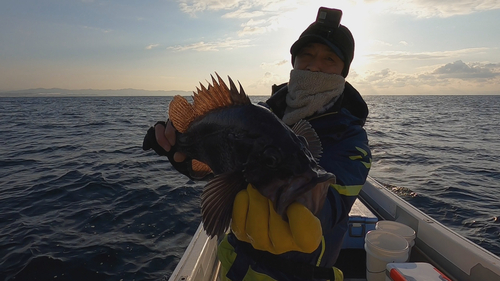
[168, 176, 500, 281]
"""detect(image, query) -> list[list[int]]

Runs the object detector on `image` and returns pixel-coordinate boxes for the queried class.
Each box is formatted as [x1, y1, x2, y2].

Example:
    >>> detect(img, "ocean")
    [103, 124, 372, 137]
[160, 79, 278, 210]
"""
[0, 95, 499, 281]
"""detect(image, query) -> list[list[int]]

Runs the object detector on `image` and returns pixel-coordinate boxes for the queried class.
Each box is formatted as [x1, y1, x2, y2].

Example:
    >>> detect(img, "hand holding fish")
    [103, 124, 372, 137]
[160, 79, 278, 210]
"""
[143, 120, 186, 163]
[231, 184, 322, 255]
[154, 120, 186, 162]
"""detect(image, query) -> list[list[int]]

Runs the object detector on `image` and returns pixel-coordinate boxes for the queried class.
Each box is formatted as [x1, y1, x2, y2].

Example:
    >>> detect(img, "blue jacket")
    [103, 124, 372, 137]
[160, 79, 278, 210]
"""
[219, 82, 371, 280]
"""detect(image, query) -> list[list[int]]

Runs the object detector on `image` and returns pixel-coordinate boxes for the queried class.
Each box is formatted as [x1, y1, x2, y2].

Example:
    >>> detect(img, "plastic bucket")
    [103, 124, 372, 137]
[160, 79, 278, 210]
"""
[376, 220, 416, 254]
[364, 230, 409, 281]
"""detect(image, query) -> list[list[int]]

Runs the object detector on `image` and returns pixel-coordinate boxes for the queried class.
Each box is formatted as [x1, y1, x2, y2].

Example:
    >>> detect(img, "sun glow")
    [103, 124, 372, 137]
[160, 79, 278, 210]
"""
[282, 1, 375, 71]
[336, 2, 374, 69]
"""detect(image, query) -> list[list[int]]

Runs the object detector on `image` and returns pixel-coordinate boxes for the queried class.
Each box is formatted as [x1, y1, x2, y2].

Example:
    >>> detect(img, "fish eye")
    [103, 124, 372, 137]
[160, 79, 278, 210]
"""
[262, 147, 281, 168]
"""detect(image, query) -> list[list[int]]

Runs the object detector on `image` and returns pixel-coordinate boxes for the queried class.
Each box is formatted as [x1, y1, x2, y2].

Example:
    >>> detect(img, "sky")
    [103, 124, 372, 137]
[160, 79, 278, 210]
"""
[1, 0, 500, 95]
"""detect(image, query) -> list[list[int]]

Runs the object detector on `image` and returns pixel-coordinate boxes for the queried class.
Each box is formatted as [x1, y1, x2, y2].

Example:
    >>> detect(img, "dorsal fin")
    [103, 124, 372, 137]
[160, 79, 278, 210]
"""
[291, 119, 322, 161]
[192, 73, 250, 116]
[225, 74, 250, 105]
[169, 73, 250, 133]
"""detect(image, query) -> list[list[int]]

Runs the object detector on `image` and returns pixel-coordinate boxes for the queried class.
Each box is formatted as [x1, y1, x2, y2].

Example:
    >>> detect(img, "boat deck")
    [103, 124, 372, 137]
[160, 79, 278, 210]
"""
[335, 199, 375, 281]
[169, 177, 500, 281]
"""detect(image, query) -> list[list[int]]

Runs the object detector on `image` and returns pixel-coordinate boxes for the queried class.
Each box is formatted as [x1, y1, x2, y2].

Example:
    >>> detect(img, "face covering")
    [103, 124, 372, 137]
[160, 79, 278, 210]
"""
[282, 69, 345, 125]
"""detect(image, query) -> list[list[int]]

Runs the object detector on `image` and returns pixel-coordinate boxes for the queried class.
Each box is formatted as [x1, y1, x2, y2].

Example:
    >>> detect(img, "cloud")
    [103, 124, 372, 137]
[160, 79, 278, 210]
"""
[145, 44, 160, 50]
[177, 0, 294, 14]
[177, 0, 500, 19]
[433, 60, 500, 79]
[368, 47, 491, 61]
[260, 60, 288, 69]
[238, 26, 267, 36]
[369, 51, 446, 61]
[168, 38, 252, 51]
[174, 0, 500, 42]
[176, 0, 300, 36]
[366, 0, 500, 18]
[241, 18, 266, 27]
[177, 0, 241, 15]
[354, 60, 500, 91]
[248, 71, 288, 92]
[223, 9, 266, 19]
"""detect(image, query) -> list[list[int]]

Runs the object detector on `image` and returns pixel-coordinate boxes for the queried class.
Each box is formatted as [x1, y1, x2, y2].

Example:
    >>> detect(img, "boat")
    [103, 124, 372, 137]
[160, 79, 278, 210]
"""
[168, 176, 500, 281]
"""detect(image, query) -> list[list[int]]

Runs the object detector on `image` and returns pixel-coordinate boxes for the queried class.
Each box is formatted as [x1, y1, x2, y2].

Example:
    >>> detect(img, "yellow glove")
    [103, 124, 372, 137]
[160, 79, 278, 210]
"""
[231, 184, 322, 255]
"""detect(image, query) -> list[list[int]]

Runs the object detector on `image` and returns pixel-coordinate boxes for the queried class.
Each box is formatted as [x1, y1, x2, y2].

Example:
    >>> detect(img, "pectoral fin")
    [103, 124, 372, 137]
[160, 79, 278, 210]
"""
[188, 159, 213, 179]
[291, 119, 322, 161]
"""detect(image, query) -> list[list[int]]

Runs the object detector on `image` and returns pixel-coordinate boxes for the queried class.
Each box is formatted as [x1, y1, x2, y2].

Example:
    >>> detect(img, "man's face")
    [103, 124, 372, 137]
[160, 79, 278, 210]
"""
[293, 43, 344, 75]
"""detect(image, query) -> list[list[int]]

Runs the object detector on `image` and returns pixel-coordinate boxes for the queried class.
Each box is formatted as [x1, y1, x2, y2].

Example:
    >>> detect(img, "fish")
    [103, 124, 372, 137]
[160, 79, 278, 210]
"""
[168, 73, 336, 238]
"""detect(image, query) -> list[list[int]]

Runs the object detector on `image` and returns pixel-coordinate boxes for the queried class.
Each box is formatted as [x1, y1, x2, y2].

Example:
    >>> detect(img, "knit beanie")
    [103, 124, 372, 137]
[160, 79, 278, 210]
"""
[290, 7, 355, 77]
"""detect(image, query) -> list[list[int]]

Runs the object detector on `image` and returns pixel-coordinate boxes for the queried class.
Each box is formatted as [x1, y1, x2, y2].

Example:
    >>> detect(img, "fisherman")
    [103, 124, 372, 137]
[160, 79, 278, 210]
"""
[144, 7, 371, 281]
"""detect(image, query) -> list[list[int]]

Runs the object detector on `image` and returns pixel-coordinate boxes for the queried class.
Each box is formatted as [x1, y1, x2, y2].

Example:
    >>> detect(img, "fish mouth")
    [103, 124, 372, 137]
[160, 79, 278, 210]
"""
[259, 169, 336, 220]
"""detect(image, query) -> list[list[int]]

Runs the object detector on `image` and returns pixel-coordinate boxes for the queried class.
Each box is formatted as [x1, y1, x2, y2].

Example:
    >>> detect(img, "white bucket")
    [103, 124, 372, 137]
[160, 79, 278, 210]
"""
[376, 220, 416, 256]
[364, 230, 409, 281]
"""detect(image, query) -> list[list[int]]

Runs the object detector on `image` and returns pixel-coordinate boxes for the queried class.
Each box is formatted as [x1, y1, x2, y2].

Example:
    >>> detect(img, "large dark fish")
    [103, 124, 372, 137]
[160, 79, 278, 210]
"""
[168, 74, 336, 237]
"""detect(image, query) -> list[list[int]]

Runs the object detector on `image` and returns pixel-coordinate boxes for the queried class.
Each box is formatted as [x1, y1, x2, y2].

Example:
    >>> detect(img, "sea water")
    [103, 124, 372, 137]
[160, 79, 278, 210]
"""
[0, 95, 499, 280]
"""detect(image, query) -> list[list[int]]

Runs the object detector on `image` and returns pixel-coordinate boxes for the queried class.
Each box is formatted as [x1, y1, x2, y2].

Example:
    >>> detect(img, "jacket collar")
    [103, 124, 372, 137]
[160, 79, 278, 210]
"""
[266, 81, 368, 126]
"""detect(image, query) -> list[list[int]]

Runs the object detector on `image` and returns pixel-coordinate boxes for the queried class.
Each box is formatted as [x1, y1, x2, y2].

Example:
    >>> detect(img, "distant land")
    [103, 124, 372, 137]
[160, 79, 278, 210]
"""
[2, 88, 498, 97]
[0, 88, 192, 97]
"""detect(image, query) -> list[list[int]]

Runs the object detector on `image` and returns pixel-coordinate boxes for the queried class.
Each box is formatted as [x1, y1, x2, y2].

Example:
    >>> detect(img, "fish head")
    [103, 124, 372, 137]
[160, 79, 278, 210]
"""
[243, 124, 336, 219]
